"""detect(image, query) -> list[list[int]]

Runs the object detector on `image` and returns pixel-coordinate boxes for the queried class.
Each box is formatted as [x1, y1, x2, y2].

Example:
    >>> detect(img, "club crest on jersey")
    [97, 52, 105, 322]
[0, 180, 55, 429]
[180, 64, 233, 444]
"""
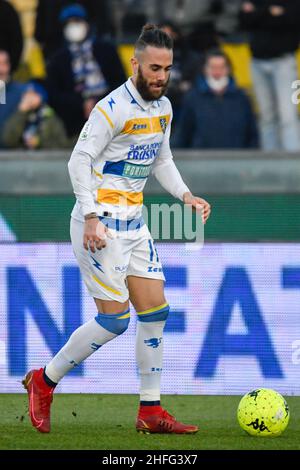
[159, 117, 167, 133]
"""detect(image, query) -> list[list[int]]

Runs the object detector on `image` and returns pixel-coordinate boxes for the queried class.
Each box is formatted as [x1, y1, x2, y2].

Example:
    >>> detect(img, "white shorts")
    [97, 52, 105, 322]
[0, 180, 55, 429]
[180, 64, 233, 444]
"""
[70, 217, 165, 302]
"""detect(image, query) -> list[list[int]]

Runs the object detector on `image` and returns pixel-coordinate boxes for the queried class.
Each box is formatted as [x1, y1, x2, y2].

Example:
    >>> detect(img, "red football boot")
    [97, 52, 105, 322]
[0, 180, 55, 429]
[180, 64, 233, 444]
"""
[22, 368, 54, 433]
[136, 406, 199, 434]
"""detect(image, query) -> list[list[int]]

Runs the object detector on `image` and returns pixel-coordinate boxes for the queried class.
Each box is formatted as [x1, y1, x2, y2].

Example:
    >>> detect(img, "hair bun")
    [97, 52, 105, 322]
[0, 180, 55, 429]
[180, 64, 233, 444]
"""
[142, 23, 157, 33]
[135, 23, 173, 52]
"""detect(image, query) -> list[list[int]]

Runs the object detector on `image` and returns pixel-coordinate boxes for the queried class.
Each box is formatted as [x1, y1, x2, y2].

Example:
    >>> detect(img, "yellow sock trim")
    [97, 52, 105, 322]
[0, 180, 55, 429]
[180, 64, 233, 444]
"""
[137, 302, 169, 316]
[118, 312, 130, 319]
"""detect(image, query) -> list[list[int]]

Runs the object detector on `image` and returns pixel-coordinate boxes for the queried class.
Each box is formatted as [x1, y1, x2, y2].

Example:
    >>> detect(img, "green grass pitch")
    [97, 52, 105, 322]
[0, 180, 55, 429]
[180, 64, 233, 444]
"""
[0, 394, 299, 450]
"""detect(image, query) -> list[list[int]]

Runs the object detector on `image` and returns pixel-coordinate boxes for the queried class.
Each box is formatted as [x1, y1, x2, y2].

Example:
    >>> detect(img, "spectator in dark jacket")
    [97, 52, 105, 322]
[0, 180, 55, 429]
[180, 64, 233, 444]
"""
[35, 0, 114, 61]
[0, 0, 23, 72]
[173, 49, 258, 149]
[46, 4, 126, 138]
[2, 83, 71, 149]
[0, 50, 27, 147]
[240, 0, 300, 150]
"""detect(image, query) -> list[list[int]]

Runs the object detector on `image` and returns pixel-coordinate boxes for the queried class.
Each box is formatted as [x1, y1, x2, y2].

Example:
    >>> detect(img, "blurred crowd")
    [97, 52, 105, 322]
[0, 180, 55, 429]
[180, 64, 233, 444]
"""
[1, 0, 300, 151]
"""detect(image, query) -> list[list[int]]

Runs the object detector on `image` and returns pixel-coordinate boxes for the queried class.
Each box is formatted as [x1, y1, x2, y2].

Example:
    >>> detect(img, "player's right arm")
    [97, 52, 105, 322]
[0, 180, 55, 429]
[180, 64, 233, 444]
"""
[68, 102, 117, 252]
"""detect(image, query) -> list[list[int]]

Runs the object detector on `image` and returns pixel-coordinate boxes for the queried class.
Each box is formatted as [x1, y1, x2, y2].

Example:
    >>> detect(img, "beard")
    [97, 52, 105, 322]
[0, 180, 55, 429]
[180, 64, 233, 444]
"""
[136, 66, 169, 101]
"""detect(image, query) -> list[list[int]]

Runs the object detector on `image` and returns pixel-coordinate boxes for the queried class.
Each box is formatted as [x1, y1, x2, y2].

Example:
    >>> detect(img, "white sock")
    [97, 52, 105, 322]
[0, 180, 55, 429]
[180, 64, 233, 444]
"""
[45, 309, 130, 383]
[136, 319, 166, 402]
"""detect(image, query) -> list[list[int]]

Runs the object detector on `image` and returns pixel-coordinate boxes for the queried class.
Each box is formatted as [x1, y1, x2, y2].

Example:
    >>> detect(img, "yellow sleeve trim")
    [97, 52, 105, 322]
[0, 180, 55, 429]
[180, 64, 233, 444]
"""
[96, 105, 114, 129]
[93, 169, 103, 179]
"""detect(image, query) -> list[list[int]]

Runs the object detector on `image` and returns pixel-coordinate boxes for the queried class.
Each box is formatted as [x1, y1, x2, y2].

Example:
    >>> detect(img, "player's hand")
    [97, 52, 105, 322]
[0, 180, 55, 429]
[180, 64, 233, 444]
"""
[83, 219, 113, 252]
[183, 192, 211, 224]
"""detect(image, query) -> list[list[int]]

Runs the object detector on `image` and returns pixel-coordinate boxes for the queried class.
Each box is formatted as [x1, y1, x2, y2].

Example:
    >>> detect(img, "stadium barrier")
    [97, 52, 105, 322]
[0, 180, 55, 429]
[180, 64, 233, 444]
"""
[0, 150, 300, 242]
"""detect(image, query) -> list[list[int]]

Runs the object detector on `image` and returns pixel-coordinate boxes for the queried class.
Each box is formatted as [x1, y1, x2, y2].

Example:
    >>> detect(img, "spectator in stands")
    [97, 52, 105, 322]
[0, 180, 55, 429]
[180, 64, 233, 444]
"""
[240, 0, 300, 151]
[154, 0, 217, 35]
[47, 4, 126, 138]
[159, 20, 200, 127]
[2, 83, 71, 149]
[35, 0, 114, 61]
[173, 49, 258, 149]
[0, 0, 23, 73]
[0, 50, 27, 148]
[213, 0, 245, 41]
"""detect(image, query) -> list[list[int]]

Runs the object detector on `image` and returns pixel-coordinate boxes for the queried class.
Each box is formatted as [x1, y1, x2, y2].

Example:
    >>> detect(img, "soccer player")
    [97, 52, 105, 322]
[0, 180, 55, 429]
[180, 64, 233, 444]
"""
[23, 24, 211, 434]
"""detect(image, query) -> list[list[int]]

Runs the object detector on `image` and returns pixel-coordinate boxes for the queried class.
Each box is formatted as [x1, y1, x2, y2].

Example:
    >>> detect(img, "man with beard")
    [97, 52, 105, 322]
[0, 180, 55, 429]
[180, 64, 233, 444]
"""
[23, 24, 211, 435]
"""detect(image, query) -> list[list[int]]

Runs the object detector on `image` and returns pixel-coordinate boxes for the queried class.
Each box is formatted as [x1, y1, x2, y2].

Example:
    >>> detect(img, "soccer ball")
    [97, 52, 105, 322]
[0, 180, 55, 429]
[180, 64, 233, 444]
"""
[237, 388, 290, 437]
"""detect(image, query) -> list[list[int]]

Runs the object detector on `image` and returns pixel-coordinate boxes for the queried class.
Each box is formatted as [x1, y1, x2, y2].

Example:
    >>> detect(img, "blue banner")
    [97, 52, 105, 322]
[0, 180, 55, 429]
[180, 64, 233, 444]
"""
[0, 243, 299, 395]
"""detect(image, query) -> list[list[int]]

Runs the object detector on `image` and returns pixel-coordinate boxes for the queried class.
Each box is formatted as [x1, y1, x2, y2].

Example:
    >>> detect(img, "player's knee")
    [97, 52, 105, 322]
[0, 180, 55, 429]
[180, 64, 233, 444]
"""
[137, 303, 169, 322]
[95, 309, 130, 335]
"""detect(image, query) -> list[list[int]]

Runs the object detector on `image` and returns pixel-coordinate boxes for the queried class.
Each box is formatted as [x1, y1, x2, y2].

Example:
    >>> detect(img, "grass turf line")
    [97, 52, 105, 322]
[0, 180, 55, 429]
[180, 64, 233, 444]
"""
[0, 394, 299, 450]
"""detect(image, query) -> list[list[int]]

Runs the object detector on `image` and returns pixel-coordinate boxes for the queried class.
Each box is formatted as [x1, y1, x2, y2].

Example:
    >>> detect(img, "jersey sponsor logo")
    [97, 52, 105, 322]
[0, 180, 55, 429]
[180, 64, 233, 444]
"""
[114, 264, 128, 273]
[147, 266, 163, 273]
[121, 115, 171, 135]
[133, 123, 147, 130]
[102, 160, 151, 179]
[123, 162, 152, 178]
[127, 142, 162, 160]
[144, 337, 162, 348]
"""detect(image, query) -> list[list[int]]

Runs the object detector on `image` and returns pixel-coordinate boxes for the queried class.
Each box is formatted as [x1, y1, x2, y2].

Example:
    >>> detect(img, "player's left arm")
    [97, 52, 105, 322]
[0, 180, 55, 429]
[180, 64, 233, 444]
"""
[152, 110, 211, 224]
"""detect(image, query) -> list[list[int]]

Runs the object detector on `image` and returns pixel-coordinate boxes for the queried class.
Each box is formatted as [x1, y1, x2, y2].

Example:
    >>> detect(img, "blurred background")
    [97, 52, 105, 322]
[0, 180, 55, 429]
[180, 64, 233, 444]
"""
[1, 0, 300, 396]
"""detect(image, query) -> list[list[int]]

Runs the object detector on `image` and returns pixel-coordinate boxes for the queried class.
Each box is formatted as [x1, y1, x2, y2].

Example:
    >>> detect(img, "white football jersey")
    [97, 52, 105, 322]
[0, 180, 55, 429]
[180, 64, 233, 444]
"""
[69, 77, 189, 222]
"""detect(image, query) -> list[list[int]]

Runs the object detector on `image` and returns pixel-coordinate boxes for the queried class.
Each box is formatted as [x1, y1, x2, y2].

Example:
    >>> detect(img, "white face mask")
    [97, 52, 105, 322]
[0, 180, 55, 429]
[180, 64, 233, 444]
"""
[206, 76, 229, 92]
[64, 22, 88, 43]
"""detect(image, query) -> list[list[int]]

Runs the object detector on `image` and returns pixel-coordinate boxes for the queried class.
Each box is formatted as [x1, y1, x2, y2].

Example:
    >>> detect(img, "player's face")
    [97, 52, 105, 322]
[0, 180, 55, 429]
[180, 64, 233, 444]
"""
[205, 57, 229, 80]
[134, 46, 173, 101]
[0, 51, 11, 82]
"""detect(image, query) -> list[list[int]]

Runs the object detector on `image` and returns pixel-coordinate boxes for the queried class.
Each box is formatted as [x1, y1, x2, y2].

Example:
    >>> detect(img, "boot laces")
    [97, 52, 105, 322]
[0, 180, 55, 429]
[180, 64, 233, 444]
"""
[159, 409, 176, 431]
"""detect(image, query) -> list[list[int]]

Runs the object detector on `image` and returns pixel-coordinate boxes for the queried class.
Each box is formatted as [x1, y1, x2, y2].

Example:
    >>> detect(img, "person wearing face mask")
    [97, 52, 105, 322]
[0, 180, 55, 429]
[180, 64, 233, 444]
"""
[35, 0, 114, 62]
[173, 49, 259, 149]
[46, 4, 126, 138]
